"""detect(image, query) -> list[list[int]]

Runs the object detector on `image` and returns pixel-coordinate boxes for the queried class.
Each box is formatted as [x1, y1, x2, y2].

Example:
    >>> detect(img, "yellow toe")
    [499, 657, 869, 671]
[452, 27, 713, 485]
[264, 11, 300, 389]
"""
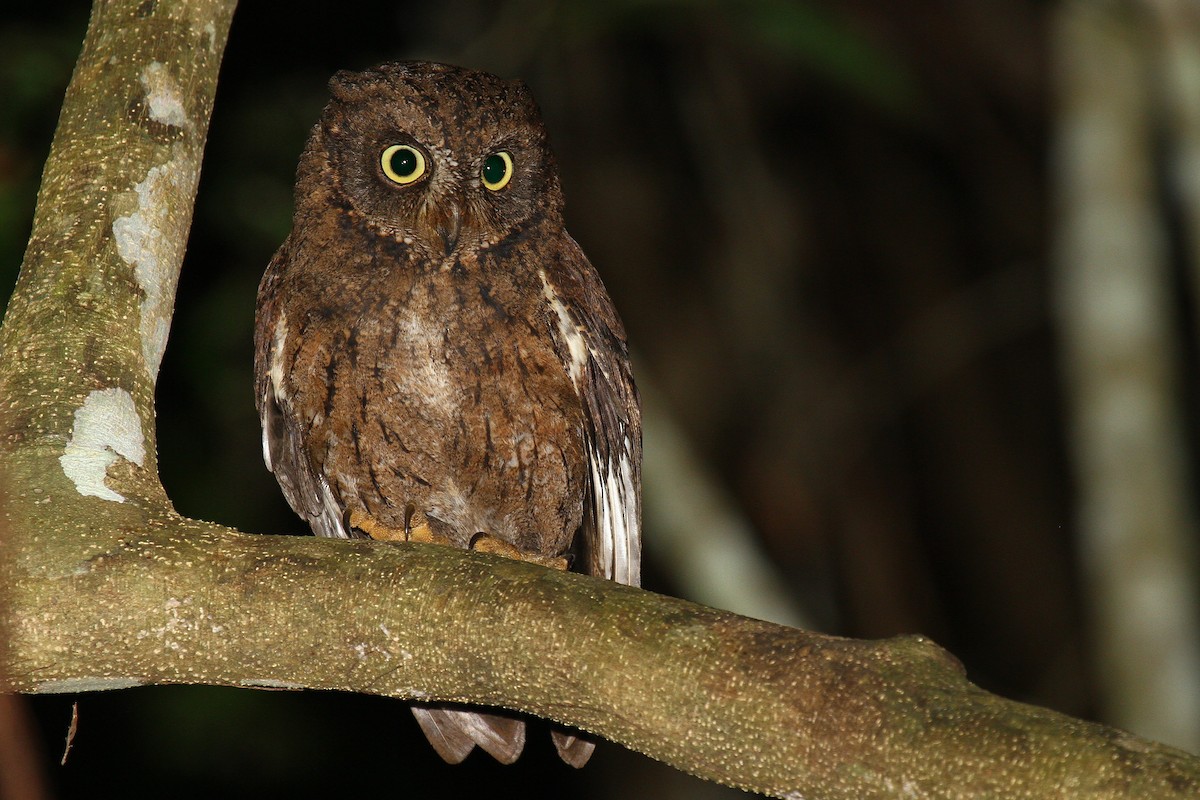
[469, 533, 569, 570]
[348, 509, 407, 541]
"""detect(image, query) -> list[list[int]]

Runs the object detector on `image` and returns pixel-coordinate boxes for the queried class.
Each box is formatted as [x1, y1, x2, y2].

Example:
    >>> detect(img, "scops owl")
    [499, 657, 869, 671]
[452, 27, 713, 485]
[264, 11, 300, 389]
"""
[253, 62, 641, 767]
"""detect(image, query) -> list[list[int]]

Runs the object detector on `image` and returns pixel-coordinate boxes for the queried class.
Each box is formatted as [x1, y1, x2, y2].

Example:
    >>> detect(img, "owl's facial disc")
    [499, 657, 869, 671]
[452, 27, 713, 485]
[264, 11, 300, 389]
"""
[306, 62, 566, 267]
[375, 139, 464, 256]
[412, 177, 468, 258]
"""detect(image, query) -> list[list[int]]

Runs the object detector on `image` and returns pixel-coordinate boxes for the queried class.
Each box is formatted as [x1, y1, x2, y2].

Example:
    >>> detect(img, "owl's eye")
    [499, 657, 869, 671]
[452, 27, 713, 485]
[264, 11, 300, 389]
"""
[381, 144, 426, 185]
[481, 151, 513, 191]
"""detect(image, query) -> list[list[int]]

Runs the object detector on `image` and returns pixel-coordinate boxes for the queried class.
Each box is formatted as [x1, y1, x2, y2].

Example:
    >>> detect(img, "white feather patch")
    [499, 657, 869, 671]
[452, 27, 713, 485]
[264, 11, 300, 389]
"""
[262, 312, 289, 470]
[316, 470, 348, 539]
[538, 269, 640, 586]
[588, 435, 641, 586]
[269, 312, 289, 404]
[260, 421, 272, 471]
[538, 269, 588, 386]
[618, 436, 642, 584]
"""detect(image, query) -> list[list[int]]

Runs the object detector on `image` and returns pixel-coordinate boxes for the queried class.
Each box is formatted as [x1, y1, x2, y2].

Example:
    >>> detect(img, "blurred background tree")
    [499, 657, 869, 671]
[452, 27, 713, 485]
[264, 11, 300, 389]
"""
[2, 0, 1198, 798]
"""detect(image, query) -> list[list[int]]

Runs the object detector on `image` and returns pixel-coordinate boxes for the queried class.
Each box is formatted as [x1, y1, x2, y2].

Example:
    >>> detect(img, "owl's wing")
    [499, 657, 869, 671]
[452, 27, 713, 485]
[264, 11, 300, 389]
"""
[254, 249, 349, 540]
[540, 236, 642, 586]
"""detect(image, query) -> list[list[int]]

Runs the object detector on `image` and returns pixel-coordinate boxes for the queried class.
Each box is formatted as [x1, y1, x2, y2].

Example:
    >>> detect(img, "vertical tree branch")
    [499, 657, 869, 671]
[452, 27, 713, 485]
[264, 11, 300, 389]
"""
[0, 0, 235, 511]
[1052, 0, 1200, 752]
[1147, 0, 1200, 334]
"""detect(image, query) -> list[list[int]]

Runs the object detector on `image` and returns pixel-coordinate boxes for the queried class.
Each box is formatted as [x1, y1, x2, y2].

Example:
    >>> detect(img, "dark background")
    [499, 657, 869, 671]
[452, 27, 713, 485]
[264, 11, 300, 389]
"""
[0, 1, 1143, 797]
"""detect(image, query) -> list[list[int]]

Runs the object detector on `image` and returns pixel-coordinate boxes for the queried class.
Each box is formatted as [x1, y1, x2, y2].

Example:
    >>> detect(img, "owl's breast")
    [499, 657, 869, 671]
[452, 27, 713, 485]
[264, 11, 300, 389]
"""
[294, 265, 587, 555]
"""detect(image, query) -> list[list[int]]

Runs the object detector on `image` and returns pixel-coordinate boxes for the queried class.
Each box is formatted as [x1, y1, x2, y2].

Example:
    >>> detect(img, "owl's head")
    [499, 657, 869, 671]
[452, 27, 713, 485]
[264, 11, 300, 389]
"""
[299, 61, 564, 261]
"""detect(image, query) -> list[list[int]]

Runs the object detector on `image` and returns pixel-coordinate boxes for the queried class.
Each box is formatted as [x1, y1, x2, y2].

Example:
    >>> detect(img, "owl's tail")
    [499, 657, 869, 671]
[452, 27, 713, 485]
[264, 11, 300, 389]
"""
[410, 705, 596, 767]
[411, 705, 526, 764]
[550, 728, 597, 767]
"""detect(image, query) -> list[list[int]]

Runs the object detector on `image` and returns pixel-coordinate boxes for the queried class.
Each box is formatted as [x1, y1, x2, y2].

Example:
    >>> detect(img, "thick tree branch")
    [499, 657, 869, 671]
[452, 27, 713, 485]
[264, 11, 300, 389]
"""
[4, 508, 1199, 799]
[1, 1, 1199, 798]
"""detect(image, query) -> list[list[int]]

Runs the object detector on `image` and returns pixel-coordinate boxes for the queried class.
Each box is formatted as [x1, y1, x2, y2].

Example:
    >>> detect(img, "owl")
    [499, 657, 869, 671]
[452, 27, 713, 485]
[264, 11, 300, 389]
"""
[253, 62, 641, 767]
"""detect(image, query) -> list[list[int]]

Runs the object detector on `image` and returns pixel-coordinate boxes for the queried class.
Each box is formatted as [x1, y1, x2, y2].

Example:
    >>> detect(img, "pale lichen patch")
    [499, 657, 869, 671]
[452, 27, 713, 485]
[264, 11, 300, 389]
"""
[239, 678, 303, 690]
[59, 388, 146, 503]
[36, 677, 146, 693]
[112, 157, 194, 381]
[139, 61, 189, 129]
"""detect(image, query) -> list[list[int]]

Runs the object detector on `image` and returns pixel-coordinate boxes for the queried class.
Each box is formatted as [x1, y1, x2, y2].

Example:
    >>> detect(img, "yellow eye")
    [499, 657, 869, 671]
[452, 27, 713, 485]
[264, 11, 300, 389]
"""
[481, 151, 513, 191]
[381, 144, 426, 185]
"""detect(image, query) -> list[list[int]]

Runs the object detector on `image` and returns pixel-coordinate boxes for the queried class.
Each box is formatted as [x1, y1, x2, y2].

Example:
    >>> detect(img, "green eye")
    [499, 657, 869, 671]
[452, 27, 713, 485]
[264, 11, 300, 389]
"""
[481, 151, 513, 191]
[381, 144, 426, 185]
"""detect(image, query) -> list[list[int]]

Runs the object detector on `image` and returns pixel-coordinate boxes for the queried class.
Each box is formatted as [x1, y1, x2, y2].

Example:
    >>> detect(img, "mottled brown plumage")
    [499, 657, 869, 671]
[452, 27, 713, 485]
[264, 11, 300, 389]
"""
[253, 62, 641, 766]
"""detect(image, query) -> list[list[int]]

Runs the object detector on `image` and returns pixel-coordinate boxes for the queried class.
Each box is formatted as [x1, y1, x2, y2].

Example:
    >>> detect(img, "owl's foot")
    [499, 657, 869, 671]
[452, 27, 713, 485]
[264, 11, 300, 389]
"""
[349, 510, 568, 569]
[469, 532, 570, 571]
[348, 509, 404, 541]
[348, 508, 451, 545]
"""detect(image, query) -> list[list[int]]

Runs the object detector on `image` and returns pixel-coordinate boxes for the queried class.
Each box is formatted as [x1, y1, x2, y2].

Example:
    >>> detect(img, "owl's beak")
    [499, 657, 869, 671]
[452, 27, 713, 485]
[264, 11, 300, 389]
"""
[436, 203, 462, 256]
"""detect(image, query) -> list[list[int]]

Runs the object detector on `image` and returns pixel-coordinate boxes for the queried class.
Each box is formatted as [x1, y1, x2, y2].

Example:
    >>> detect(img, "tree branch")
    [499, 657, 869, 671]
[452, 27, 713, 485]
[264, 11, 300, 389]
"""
[1, 1, 1198, 798]
[1053, 0, 1200, 752]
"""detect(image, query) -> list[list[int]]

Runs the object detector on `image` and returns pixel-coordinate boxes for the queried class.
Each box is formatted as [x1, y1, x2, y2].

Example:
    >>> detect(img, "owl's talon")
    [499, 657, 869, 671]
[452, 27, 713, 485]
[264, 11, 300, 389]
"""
[348, 508, 455, 546]
[469, 532, 570, 571]
[342, 508, 369, 539]
[406, 509, 437, 543]
[348, 509, 407, 541]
